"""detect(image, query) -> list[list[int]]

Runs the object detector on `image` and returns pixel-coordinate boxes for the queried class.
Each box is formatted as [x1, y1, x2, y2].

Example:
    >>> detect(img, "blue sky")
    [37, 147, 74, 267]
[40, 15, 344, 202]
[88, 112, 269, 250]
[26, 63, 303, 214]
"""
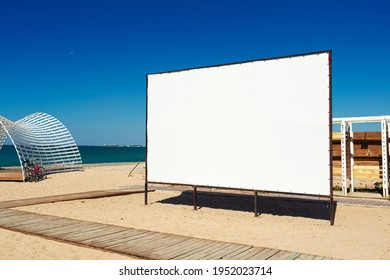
[0, 0, 389, 145]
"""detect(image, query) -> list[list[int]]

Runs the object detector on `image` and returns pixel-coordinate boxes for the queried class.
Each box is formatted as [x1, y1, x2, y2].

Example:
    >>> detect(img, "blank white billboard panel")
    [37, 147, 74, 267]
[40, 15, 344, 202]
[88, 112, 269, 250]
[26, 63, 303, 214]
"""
[147, 52, 331, 196]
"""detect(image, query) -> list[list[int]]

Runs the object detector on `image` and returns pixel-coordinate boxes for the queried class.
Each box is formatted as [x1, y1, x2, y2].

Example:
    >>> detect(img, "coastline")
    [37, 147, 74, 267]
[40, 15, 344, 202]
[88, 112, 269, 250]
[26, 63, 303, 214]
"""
[82, 161, 145, 167]
[1, 161, 145, 169]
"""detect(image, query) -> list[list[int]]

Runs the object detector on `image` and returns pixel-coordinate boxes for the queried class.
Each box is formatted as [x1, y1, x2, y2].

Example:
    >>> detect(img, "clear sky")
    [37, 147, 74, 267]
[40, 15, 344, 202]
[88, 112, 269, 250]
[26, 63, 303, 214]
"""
[0, 0, 389, 145]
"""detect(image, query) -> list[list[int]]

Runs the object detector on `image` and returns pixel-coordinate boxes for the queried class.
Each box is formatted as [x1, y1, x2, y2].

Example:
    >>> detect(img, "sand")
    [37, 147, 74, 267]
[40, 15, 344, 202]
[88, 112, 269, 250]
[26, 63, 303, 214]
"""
[0, 229, 135, 260]
[0, 163, 145, 201]
[1, 163, 389, 260]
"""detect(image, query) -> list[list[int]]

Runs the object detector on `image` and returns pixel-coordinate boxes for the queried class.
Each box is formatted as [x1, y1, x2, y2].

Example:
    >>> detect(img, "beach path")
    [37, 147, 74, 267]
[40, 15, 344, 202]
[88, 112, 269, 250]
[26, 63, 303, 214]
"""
[0, 208, 335, 260]
[0, 168, 23, 181]
[0, 188, 153, 208]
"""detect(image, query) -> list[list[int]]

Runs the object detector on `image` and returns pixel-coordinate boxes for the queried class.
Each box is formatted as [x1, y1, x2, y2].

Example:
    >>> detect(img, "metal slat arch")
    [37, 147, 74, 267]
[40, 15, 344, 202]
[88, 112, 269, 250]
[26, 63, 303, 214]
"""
[0, 112, 83, 180]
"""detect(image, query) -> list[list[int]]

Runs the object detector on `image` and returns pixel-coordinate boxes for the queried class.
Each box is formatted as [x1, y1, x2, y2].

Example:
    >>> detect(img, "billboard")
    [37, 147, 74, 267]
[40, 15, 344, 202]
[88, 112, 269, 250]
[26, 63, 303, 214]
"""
[147, 51, 331, 196]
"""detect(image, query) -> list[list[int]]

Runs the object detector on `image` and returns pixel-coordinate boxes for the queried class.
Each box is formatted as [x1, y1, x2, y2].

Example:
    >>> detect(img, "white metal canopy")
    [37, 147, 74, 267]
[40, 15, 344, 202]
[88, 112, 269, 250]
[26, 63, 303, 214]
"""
[0, 112, 82, 180]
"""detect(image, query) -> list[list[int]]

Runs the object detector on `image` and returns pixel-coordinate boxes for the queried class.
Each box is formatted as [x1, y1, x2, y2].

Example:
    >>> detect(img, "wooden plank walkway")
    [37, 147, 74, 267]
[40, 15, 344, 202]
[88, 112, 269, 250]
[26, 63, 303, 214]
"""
[0, 208, 335, 260]
[335, 196, 390, 208]
[0, 168, 23, 181]
[0, 189, 155, 209]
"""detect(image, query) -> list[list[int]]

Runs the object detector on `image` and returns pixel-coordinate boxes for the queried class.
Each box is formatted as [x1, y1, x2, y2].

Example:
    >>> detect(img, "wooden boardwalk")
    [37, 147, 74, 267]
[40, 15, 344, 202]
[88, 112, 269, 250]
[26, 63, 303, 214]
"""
[0, 168, 23, 181]
[335, 196, 390, 208]
[0, 189, 154, 209]
[0, 208, 334, 260]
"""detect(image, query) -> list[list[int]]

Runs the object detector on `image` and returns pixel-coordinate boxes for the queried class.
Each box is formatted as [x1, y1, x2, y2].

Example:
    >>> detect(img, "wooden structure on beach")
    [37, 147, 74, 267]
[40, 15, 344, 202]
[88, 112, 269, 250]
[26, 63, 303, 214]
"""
[333, 116, 390, 197]
[333, 132, 383, 181]
[0, 168, 23, 181]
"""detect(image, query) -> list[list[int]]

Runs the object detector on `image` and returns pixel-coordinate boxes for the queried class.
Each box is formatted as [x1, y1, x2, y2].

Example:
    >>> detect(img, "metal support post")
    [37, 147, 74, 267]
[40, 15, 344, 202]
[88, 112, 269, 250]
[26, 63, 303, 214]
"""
[254, 191, 258, 217]
[193, 187, 198, 210]
[381, 120, 389, 198]
[341, 121, 348, 195]
[348, 123, 355, 193]
[144, 182, 148, 205]
[329, 195, 334, 226]
[128, 161, 141, 177]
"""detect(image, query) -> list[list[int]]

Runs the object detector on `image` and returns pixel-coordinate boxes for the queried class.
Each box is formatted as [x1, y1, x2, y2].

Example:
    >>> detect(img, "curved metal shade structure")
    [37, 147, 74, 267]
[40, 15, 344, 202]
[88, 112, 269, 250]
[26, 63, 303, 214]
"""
[0, 112, 82, 180]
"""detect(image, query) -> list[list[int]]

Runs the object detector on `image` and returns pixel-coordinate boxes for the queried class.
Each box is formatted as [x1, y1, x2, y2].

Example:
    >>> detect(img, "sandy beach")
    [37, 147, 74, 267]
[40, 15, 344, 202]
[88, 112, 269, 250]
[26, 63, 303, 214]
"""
[0, 163, 389, 260]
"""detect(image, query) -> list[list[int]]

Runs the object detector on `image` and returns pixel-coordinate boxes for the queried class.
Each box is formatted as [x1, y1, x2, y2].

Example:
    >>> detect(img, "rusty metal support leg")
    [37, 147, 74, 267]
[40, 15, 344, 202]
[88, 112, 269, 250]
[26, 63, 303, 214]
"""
[193, 187, 198, 210]
[254, 191, 259, 217]
[144, 182, 148, 205]
[330, 195, 334, 226]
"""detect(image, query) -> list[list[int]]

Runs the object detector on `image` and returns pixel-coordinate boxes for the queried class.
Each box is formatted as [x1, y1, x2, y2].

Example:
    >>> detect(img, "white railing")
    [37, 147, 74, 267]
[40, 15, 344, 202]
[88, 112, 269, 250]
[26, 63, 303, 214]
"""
[333, 115, 389, 197]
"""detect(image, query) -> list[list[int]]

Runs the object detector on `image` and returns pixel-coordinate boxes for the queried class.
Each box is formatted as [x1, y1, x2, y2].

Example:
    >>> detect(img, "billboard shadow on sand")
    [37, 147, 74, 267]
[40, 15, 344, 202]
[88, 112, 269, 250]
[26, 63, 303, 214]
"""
[157, 190, 337, 222]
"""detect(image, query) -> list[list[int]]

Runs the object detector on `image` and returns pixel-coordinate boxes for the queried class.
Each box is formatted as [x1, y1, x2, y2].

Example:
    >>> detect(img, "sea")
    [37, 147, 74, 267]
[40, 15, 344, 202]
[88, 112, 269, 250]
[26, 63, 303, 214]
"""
[0, 145, 146, 167]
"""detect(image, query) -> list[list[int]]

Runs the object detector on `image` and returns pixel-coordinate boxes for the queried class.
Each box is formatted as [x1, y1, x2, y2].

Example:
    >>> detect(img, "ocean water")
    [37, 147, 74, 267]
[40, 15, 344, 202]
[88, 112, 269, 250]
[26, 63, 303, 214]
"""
[0, 145, 146, 167]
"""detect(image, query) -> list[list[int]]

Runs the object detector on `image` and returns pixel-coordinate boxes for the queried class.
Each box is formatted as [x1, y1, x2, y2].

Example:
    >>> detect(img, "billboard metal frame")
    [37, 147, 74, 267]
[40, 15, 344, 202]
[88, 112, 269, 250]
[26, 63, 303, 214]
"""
[145, 50, 334, 225]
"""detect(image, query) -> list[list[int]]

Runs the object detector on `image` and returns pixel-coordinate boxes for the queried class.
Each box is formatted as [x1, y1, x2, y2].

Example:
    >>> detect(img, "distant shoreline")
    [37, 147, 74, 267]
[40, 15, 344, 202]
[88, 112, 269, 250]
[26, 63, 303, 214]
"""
[0, 145, 145, 168]
[79, 145, 145, 148]
[83, 161, 145, 167]
[1, 161, 145, 169]
[1, 144, 145, 148]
